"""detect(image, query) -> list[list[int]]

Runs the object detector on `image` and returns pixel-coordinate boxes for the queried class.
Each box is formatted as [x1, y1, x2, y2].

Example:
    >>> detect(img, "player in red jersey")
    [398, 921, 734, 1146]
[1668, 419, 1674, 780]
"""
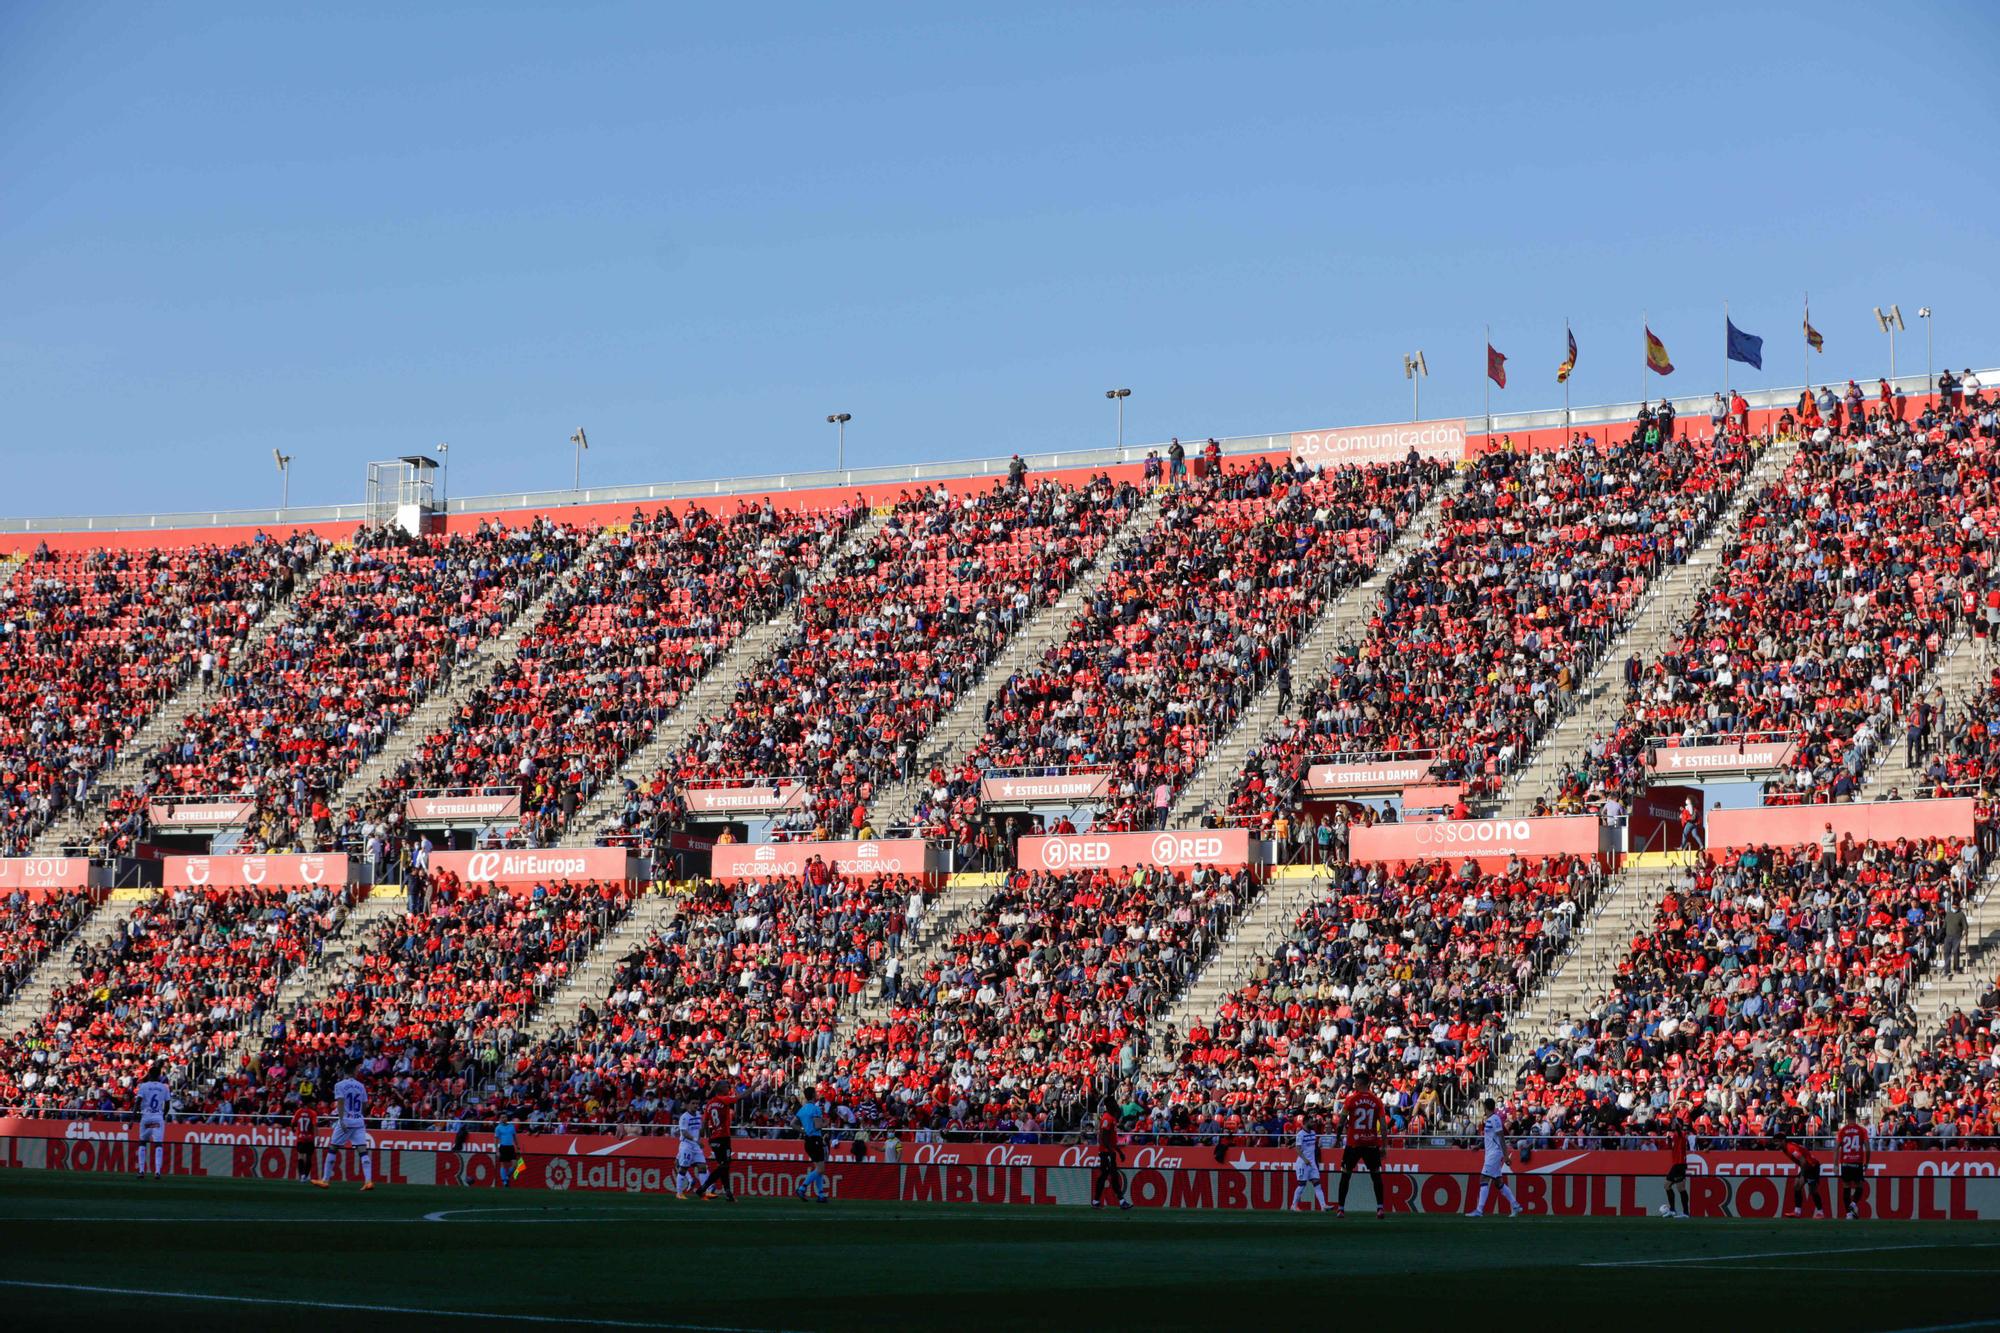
[1661, 1113, 1691, 1219]
[1334, 1072, 1389, 1219]
[290, 1103, 318, 1182]
[1091, 1113, 1131, 1211]
[1776, 1133, 1827, 1218]
[1835, 1109, 1871, 1220]
[700, 1085, 737, 1202]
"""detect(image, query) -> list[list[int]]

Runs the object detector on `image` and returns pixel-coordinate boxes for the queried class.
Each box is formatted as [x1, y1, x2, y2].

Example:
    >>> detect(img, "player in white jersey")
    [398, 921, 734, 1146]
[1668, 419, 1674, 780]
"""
[314, 1065, 376, 1190]
[133, 1065, 171, 1180]
[1290, 1116, 1328, 1212]
[1468, 1098, 1519, 1217]
[674, 1109, 707, 1200]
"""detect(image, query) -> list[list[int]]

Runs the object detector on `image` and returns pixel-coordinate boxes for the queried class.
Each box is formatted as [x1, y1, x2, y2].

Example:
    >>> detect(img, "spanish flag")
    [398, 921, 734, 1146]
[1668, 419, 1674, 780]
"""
[1557, 327, 1578, 383]
[1644, 325, 1674, 376]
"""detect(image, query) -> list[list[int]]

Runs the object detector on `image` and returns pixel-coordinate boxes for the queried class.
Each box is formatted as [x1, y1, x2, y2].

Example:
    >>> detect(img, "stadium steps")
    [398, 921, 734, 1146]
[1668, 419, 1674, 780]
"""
[1141, 865, 1338, 1070]
[1494, 432, 1807, 817]
[492, 888, 686, 1075]
[1463, 861, 1692, 1115]
[27, 542, 338, 856]
[323, 524, 626, 821]
[566, 509, 897, 842]
[1167, 485, 1455, 827]
[867, 487, 1172, 831]
[228, 887, 412, 1078]
[1858, 626, 1990, 800]
[0, 888, 153, 1037]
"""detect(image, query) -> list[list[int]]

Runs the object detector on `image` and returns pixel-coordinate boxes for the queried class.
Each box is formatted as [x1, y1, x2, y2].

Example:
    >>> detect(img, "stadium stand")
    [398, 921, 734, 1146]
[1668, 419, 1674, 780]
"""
[941, 455, 1447, 842]
[232, 875, 630, 1124]
[0, 890, 98, 1007]
[0, 885, 350, 1114]
[1211, 423, 1752, 831]
[0, 534, 322, 854]
[346, 499, 862, 857]
[1503, 837, 1982, 1141]
[600, 474, 1141, 847]
[82, 521, 588, 859]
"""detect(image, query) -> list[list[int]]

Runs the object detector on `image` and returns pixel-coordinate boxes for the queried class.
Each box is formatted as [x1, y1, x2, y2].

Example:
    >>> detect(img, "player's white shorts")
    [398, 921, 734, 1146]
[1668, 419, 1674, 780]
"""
[1481, 1151, 1508, 1178]
[329, 1122, 375, 1150]
[677, 1141, 708, 1169]
[1294, 1159, 1321, 1184]
[137, 1118, 165, 1145]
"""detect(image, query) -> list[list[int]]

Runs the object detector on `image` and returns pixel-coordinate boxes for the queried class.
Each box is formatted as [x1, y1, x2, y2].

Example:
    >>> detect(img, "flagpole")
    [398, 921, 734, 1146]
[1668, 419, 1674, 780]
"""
[1723, 300, 1730, 396]
[1563, 319, 1571, 439]
[1804, 291, 1811, 395]
[1484, 323, 1492, 439]
[1640, 310, 1647, 428]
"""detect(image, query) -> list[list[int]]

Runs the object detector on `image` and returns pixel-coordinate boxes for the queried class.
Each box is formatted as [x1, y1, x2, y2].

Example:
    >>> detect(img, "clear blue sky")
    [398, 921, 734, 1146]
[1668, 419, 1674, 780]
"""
[4, 2, 1995, 517]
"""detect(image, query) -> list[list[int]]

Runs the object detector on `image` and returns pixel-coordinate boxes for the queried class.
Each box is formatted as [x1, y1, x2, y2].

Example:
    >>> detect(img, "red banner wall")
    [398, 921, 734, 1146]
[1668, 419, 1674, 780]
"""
[1017, 829, 1254, 873]
[403, 793, 522, 823]
[1707, 798, 1978, 852]
[1646, 740, 1799, 775]
[0, 857, 92, 897]
[1349, 816, 1606, 868]
[709, 839, 943, 882]
[1305, 759, 1438, 792]
[979, 773, 1115, 805]
[427, 847, 634, 887]
[147, 799, 257, 829]
[683, 784, 812, 816]
[162, 853, 350, 889]
[5, 1120, 1998, 1219]
[1291, 419, 1468, 470]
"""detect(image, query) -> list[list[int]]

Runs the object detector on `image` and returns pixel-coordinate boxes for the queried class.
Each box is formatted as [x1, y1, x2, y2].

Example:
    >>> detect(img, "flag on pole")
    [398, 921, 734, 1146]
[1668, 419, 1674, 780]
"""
[1487, 344, 1507, 389]
[1804, 312, 1824, 353]
[1644, 326, 1674, 376]
[1725, 319, 1764, 370]
[1557, 327, 1577, 383]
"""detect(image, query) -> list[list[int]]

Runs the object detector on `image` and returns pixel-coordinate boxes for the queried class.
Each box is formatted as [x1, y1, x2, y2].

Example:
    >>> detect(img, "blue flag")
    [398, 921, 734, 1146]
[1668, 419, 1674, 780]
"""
[1726, 318, 1763, 370]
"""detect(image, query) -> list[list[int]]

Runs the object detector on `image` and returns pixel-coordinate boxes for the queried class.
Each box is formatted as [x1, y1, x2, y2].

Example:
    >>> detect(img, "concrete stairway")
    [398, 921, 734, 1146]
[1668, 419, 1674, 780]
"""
[1860, 628, 1992, 799]
[1495, 434, 1806, 816]
[1466, 860, 1691, 1111]
[1863, 863, 2000, 1123]
[503, 889, 686, 1053]
[324, 527, 624, 819]
[30, 548, 337, 855]
[1144, 868, 1336, 1065]
[566, 511, 894, 841]
[868, 488, 1171, 831]
[1168, 488, 1454, 826]
[0, 889, 153, 1037]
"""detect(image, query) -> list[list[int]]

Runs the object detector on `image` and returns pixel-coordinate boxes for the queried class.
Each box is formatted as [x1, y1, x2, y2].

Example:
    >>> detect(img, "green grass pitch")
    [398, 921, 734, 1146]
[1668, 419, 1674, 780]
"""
[1, 1172, 1997, 1331]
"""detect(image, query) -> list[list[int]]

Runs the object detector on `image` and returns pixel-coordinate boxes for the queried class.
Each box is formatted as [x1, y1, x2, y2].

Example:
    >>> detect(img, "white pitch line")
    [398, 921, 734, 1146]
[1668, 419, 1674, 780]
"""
[1583, 1241, 2000, 1269]
[0, 1278, 799, 1332]
[1885, 1321, 2000, 1333]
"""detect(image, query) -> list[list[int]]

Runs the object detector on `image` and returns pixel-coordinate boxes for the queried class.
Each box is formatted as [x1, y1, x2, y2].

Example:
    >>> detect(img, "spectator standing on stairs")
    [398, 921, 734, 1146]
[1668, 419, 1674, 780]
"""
[1944, 902, 1967, 973]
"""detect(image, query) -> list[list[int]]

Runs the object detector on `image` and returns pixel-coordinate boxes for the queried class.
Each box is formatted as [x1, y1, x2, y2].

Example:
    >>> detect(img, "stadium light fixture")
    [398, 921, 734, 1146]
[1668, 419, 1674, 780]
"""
[826, 413, 852, 473]
[1104, 388, 1131, 449]
[1873, 306, 1904, 380]
[1402, 351, 1429, 422]
[272, 449, 293, 508]
[570, 428, 588, 491]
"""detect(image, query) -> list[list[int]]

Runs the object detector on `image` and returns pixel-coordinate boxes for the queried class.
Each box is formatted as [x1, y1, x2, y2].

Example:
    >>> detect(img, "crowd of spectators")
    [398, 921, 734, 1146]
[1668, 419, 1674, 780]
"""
[0, 890, 100, 1006]
[603, 475, 1139, 848]
[826, 865, 1257, 1133]
[1544, 390, 1998, 815]
[350, 499, 861, 857]
[1216, 427, 1752, 829]
[81, 520, 586, 859]
[230, 876, 630, 1125]
[498, 869, 920, 1128]
[1503, 838, 1978, 1141]
[1156, 854, 1599, 1136]
[0, 885, 348, 1114]
[1878, 965, 2000, 1142]
[925, 455, 1443, 841]
[0, 534, 320, 854]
